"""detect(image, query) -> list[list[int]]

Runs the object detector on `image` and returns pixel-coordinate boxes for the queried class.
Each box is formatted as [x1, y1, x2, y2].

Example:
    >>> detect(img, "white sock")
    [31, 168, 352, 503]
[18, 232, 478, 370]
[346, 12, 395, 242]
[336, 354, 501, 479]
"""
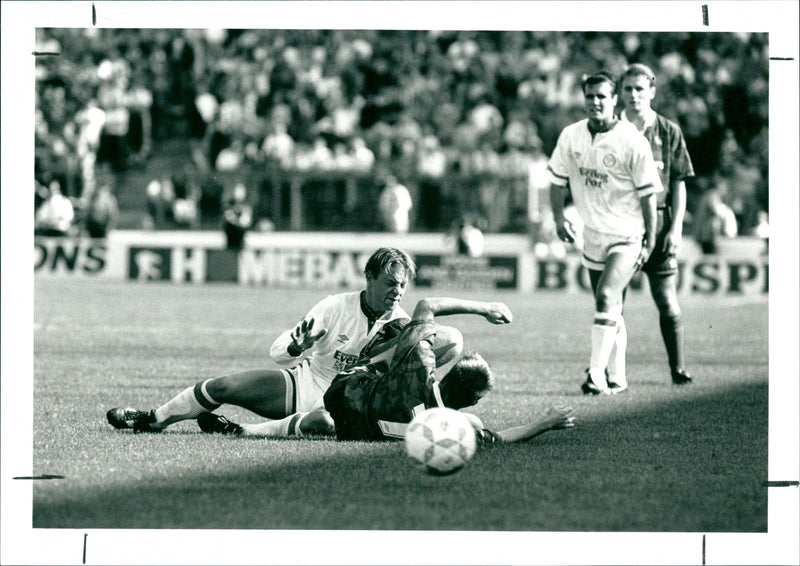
[607, 317, 627, 386]
[153, 380, 220, 428]
[589, 307, 622, 386]
[241, 413, 307, 438]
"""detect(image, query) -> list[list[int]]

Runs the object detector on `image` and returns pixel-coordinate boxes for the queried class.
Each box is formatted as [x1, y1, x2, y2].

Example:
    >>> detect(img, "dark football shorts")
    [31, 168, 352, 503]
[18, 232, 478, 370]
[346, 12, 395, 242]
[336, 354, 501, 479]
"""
[642, 209, 679, 276]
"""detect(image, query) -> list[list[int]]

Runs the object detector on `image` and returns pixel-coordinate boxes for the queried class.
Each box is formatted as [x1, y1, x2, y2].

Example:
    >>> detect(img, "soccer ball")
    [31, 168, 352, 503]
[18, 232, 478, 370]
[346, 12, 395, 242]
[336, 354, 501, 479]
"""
[405, 407, 477, 475]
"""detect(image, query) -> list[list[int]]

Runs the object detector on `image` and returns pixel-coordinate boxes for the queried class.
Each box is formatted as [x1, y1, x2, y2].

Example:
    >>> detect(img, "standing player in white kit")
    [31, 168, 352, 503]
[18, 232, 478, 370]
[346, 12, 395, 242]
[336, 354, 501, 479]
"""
[548, 71, 663, 395]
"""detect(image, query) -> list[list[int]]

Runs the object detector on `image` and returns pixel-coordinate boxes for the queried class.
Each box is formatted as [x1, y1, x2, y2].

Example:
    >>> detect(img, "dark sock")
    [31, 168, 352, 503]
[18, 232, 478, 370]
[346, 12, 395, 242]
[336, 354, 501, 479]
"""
[660, 312, 684, 371]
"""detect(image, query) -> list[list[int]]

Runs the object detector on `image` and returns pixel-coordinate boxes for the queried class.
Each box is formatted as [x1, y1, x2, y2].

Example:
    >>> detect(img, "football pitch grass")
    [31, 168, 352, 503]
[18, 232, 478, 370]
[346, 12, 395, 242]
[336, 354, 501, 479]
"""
[30, 278, 769, 533]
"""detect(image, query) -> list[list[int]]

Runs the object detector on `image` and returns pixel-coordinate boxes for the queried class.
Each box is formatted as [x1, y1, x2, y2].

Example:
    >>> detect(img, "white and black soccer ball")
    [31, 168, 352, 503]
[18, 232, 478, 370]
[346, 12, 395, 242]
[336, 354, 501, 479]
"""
[405, 407, 477, 475]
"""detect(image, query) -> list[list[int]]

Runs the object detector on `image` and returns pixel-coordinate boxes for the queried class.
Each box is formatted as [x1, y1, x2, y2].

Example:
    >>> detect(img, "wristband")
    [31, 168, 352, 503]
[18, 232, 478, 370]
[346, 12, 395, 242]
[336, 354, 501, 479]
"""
[287, 342, 304, 357]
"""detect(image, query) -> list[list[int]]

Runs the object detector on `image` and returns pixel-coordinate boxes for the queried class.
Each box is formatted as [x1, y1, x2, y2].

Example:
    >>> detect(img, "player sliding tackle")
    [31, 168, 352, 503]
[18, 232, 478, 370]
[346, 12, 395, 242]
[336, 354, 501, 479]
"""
[198, 296, 576, 445]
[106, 247, 464, 434]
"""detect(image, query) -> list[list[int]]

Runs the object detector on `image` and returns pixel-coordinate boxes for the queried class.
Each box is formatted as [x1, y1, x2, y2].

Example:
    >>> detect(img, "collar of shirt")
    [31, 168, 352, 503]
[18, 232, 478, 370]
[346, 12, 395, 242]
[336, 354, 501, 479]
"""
[621, 109, 657, 131]
[587, 117, 620, 136]
[360, 290, 383, 330]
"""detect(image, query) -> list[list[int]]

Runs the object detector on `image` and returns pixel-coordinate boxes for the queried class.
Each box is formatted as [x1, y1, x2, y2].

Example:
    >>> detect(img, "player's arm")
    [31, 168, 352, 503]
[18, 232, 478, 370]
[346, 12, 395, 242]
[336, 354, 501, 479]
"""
[270, 300, 330, 364]
[639, 192, 658, 265]
[549, 182, 576, 243]
[546, 130, 576, 243]
[631, 136, 662, 267]
[480, 406, 575, 445]
[663, 179, 688, 253]
[664, 127, 694, 253]
[412, 297, 512, 325]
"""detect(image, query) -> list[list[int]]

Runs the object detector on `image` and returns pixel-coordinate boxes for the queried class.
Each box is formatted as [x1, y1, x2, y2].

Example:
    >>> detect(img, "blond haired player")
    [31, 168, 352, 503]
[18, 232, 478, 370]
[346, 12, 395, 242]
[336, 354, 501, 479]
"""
[618, 63, 695, 386]
[548, 71, 662, 395]
[107, 247, 461, 434]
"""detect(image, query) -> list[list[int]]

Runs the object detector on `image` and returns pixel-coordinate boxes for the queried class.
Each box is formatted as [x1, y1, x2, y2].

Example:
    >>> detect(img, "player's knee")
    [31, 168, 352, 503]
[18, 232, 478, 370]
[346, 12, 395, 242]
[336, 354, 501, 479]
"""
[433, 325, 463, 368]
[204, 377, 229, 402]
[595, 288, 620, 313]
[659, 303, 682, 320]
[299, 408, 336, 436]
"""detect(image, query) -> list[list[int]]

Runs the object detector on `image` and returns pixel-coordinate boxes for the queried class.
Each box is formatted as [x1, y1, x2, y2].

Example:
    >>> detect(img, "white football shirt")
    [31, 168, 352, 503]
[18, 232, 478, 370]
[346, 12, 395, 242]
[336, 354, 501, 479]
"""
[548, 119, 663, 237]
[270, 290, 410, 390]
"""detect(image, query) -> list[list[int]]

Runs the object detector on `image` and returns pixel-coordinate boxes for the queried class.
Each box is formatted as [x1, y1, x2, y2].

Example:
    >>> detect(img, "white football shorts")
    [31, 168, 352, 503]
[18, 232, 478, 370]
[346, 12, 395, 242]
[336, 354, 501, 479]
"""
[581, 226, 642, 271]
[282, 362, 329, 414]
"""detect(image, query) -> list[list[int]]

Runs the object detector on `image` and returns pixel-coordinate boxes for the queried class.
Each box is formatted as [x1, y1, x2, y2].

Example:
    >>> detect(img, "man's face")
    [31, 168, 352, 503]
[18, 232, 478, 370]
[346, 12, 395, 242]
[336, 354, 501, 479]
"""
[621, 74, 655, 114]
[584, 81, 618, 124]
[365, 266, 408, 314]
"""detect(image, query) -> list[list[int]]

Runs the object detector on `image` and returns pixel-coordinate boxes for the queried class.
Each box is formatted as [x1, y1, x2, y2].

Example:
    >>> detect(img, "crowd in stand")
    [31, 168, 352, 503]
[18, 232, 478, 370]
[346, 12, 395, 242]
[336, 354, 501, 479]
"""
[34, 29, 768, 241]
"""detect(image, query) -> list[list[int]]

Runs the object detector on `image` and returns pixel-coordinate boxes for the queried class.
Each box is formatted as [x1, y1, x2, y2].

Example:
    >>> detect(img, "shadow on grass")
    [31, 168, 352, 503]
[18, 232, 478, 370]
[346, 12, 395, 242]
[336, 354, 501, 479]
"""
[33, 382, 767, 532]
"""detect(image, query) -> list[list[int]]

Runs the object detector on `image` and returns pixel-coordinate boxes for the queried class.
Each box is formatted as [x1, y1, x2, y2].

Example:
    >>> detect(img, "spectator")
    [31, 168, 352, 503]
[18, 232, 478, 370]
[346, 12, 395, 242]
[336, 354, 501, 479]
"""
[350, 137, 375, 173]
[172, 171, 201, 228]
[96, 58, 131, 173]
[85, 181, 119, 238]
[693, 186, 738, 254]
[33, 30, 769, 235]
[35, 181, 75, 236]
[262, 123, 296, 170]
[452, 214, 486, 258]
[378, 175, 413, 233]
[222, 183, 253, 250]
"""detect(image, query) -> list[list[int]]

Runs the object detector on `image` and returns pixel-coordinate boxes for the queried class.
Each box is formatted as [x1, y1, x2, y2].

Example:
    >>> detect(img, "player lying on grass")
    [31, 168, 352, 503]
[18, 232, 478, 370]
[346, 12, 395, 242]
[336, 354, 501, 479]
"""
[107, 247, 463, 434]
[197, 296, 576, 445]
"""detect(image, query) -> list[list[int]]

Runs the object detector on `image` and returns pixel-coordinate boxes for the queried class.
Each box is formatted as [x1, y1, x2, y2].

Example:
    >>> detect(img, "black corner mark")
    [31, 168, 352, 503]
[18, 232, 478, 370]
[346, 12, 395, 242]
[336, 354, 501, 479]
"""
[13, 474, 65, 480]
[92, 3, 96, 26]
[702, 4, 709, 26]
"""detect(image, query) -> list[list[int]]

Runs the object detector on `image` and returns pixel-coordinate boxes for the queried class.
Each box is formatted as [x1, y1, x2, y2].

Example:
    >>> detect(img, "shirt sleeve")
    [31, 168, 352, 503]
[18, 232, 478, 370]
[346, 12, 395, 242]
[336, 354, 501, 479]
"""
[269, 295, 337, 366]
[388, 320, 437, 381]
[546, 129, 571, 187]
[630, 133, 664, 198]
[669, 124, 695, 184]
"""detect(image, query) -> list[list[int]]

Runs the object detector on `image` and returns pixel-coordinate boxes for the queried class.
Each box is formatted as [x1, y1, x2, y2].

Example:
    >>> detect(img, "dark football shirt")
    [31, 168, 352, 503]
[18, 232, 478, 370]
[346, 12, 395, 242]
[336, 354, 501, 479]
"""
[323, 320, 439, 440]
[623, 111, 695, 209]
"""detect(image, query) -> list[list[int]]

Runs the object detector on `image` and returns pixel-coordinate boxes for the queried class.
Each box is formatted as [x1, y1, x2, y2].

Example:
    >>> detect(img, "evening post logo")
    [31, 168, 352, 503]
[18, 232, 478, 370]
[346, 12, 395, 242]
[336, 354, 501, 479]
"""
[580, 166, 610, 188]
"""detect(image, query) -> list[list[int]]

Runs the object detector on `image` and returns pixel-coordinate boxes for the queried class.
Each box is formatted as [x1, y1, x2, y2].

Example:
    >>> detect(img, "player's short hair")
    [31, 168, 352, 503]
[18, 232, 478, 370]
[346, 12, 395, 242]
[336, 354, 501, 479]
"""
[439, 350, 494, 409]
[582, 71, 618, 94]
[364, 247, 416, 280]
[622, 63, 656, 87]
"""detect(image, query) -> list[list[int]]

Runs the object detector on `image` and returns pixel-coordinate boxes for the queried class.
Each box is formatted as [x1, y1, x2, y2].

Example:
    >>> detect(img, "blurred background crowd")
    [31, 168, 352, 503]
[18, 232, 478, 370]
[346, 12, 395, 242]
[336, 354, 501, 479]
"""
[34, 29, 769, 252]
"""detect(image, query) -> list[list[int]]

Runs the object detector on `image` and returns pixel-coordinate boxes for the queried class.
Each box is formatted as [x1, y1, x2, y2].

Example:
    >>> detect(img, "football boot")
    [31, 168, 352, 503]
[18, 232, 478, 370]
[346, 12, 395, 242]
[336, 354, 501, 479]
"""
[133, 410, 163, 433]
[607, 381, 628, 395]
[107, 407, 151, 429]
[197, 412, 244, 436]
[671, 368, 693, 385]
[581, 368, 610, 395]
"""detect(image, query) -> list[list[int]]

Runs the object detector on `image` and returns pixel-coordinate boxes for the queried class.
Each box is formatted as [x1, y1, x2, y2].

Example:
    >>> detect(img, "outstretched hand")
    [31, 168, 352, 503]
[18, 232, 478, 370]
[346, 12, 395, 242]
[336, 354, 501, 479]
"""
[545, 406, 576, 430]
[483, 302, 513, 325]
[291, 317, 328, 352]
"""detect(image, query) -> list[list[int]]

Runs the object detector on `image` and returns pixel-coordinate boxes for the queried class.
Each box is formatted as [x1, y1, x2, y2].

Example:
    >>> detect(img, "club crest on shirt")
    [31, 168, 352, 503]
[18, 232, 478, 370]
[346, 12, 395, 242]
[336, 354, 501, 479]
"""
[603, 154, 617, 167]
[337, 334, 349, 343]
